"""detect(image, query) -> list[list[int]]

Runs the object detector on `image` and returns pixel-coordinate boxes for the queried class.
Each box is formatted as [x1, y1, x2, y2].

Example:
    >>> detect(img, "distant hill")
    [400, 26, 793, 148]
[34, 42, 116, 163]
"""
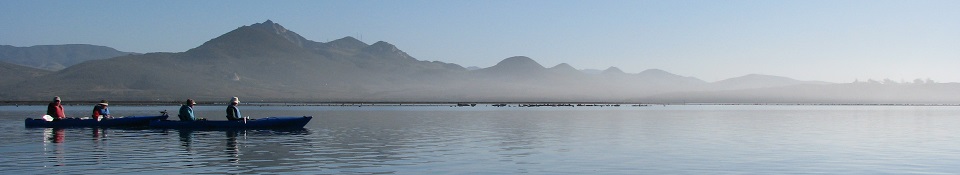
[712, 74, 831, 90]
[0, 61, 51, 86]
[2, 20, 956, 103]
[644, 83, 960, 104]
[0, 44, 136, 70]
[1, 20, 468, 101]
[580, 69, 603, 74]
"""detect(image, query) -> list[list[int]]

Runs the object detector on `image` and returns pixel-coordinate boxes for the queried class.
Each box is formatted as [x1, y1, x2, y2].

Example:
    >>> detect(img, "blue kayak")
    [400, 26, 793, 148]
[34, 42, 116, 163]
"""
[25, 115, 170, 128]
[149, 116, 312, 129]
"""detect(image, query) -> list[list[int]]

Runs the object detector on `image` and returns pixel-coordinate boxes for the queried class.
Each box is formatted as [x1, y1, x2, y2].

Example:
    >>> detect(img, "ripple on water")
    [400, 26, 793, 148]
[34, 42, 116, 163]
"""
[5, 106, 960, 174]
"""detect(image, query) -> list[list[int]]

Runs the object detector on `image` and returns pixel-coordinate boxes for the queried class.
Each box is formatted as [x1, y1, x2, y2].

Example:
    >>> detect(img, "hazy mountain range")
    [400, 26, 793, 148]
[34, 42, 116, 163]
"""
[2, 20, 958, 103]
[0, 44, 136, 71]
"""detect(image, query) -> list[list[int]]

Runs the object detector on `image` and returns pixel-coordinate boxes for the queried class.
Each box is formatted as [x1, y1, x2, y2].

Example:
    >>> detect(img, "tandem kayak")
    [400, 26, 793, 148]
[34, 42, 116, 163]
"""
[149, 116, 312, 129]
[25, 115, 169, 128]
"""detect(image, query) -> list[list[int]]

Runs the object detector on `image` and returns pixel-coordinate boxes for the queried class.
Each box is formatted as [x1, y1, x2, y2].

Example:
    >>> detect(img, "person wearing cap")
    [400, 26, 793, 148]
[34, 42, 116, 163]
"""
[179, 99, 198, 121]
[46, 96, 66, 121]
[225, 97, 243, 121]
[92, 100, 111, 121]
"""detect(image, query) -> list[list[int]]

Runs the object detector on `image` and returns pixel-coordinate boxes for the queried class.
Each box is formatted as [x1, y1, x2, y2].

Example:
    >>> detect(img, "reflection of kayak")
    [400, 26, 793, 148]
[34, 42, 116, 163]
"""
[149, 116, 312, 129]
[25, 115, 169, 128]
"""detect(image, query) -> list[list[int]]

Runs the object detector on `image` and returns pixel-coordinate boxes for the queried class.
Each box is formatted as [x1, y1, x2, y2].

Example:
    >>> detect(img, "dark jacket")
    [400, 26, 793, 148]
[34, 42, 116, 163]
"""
[226, 104, 242, 121]
[179, 105, 195, 121]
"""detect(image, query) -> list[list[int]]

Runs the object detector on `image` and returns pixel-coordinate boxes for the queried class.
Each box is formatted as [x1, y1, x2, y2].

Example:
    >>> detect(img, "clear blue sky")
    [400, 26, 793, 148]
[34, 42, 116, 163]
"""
[2, 0, 958, 83]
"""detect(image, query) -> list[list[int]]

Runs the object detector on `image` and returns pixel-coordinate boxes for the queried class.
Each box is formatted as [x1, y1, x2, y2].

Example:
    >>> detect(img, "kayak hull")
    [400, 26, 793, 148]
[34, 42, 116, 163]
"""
[25, 115, 170, 128]
[149, 116, 312, 129]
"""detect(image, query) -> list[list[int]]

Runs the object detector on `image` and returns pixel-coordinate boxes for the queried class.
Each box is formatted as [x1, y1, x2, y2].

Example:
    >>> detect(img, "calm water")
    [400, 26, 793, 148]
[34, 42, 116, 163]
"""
[2, 105, 960, 174]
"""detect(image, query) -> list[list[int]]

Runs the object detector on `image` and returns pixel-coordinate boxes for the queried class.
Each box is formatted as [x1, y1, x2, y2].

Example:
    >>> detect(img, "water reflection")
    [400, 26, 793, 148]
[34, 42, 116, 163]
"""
[225, 130, 243, 164]
[10, 106, 960, 174]
[44, 128, 65, 143]
[41, 128, 65, 167]
[91, 128, 105, 139]
[169, 128, 313, 172]
[178, 130, 193, 151]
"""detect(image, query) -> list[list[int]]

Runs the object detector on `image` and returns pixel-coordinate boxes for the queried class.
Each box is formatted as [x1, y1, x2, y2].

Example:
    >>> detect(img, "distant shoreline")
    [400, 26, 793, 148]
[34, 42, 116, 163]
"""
[2, 101, 958, 107]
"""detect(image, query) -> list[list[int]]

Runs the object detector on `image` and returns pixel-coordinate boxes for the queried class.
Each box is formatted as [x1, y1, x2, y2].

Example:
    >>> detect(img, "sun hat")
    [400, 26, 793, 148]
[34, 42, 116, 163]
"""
[53, 96, 61, 101]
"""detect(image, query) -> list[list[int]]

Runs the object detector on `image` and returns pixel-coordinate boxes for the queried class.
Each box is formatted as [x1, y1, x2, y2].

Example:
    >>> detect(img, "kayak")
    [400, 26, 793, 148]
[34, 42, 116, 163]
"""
[149, 116, 312, 129]
[25, 115, 169, 128]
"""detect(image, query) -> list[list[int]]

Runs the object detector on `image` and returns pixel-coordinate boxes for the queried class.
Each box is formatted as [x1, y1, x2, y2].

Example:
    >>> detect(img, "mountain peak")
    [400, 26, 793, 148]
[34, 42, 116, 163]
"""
[551, 63, 576, 70]
[369, 41, 396, 49]
[481, 56, 546, 74]
[363, 41, 400, 54]
[245, 20, 311, 48]
[601, 66, 625, 74]
[324, 36, 368, 52]
[494, 56, 543, 68]
[188, 21, 314, 57]
[548, 63, 581, 75]
[361, 41, 414, 61]
[639, 68, 669, 75]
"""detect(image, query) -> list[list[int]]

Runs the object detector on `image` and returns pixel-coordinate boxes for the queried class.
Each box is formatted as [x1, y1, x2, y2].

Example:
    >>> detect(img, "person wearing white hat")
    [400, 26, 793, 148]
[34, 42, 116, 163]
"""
[92, 100, 111, 121]
[46, 96, 65, 121]
[225, 97, 242, 121]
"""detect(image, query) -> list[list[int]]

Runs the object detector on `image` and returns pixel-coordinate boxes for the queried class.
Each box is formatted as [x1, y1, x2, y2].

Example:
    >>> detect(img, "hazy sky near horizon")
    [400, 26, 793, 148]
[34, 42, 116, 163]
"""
[2, 0, 958, 83]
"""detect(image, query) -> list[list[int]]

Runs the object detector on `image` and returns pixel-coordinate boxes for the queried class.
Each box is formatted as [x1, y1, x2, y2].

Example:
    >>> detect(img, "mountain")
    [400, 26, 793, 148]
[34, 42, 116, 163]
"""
[712, 74, 831, 90]
[1, 20, 469, 101]
[580, 69, 603, 74]
[314, 36, 368, 57]
[636, 69, 706, 85]
[0, 61, 51, 87]
[0, 44, 137, 70]
[548, 63, 581, 75]
[2, 20, 956, 103]
[644, 83, 960, 104]
[482, 56, 544, 72]
[601, 67, 626, 75]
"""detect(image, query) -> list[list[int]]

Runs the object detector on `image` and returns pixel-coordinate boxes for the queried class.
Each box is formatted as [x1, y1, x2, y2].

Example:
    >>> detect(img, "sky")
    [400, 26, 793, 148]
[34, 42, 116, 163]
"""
[2, 0, 958, 83]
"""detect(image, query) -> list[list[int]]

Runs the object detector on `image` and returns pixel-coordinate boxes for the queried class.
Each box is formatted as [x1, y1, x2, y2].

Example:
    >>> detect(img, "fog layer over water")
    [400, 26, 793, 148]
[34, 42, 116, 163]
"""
[1, 105, 959, 174]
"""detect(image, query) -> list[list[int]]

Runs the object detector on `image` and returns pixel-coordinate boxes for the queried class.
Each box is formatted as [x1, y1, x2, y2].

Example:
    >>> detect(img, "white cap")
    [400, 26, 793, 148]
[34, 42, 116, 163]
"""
[230, 97, 240, 104]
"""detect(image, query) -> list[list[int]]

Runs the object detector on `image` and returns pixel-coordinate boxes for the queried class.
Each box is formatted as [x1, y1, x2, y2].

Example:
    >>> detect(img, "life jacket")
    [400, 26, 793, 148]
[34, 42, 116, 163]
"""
[92, 105, 102, 120]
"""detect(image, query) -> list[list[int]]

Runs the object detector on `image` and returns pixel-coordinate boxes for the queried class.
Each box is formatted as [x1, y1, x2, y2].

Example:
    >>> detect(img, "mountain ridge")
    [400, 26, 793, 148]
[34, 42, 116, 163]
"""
[1, 20, 952, 103]
[0, 44, 137, 70]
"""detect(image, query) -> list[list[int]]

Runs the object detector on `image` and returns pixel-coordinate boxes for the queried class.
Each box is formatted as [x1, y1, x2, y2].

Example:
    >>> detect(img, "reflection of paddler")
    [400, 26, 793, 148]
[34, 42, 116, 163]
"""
[48, 128, 65, 143]
[225, 130, 242, 163]
[178, 130, 194, 150]
[92, 128, 105, 139]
